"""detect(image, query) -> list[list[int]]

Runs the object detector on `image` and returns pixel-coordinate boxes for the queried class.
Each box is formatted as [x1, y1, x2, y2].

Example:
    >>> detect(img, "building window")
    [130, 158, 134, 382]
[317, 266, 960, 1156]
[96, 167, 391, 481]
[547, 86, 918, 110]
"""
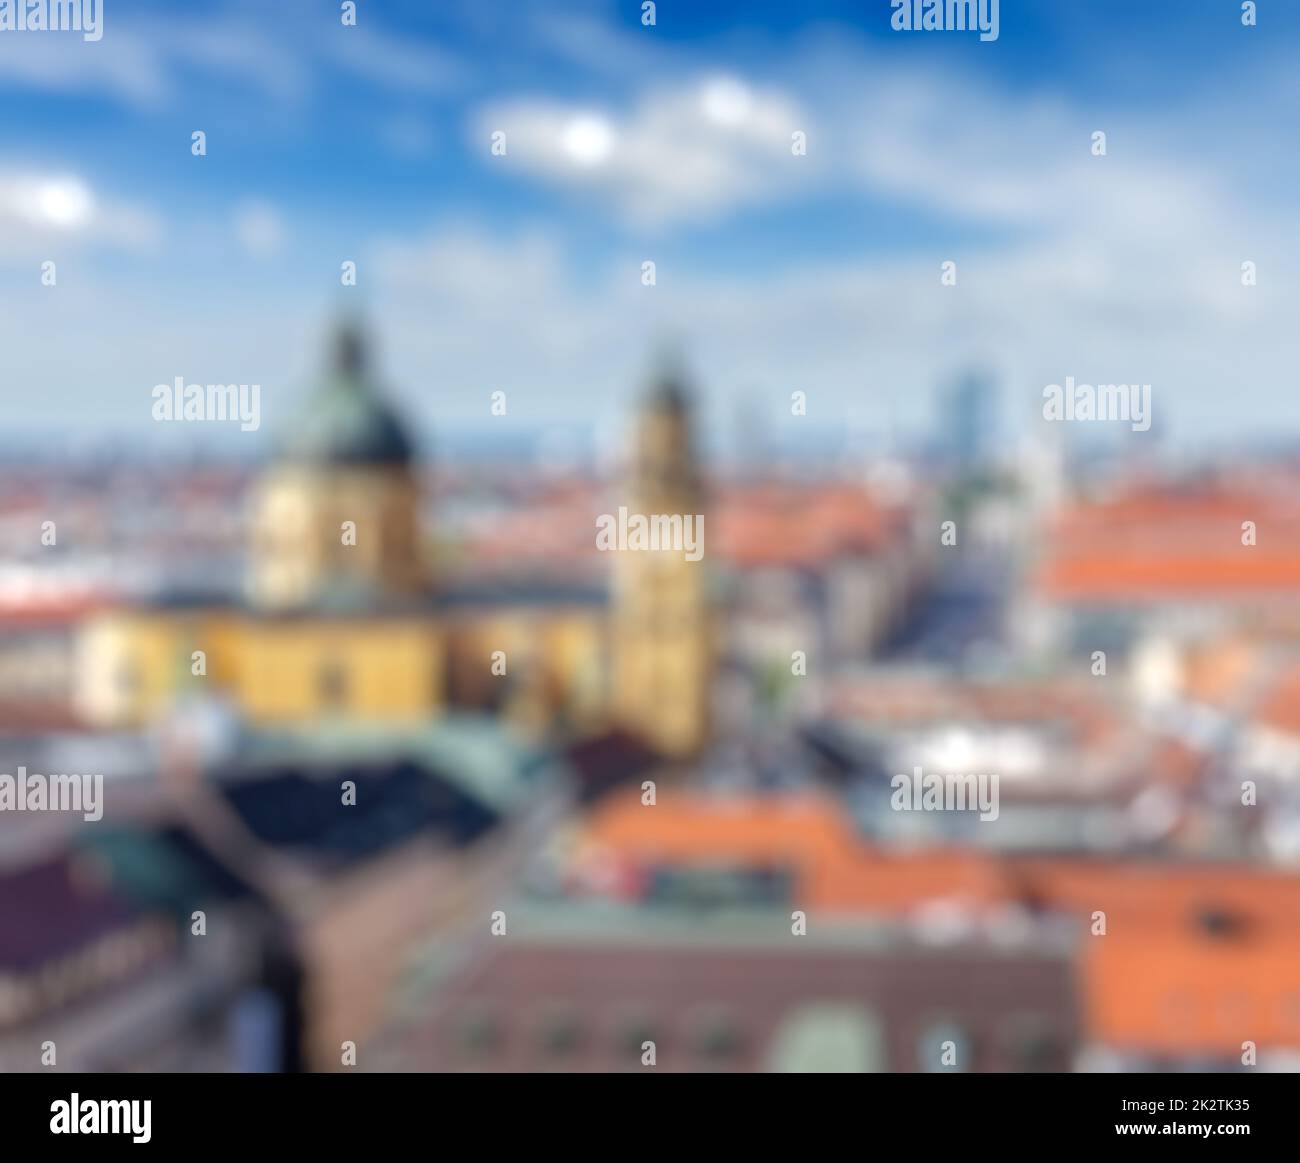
[767, 1004, 886, 1072]
[537, 1007, 583, 1058]
[457, 1008, 503, 1057]
[693, 1008, 744, 1061]
[318, 660, 349, 708]
[1002, 1017, 1059, 1072]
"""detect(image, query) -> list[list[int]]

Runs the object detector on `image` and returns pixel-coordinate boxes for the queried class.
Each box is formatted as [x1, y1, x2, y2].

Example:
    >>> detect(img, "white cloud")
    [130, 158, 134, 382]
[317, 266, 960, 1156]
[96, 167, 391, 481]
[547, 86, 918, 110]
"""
[3, 175, 94, 229]
[0, 171, 162, 262]
[468, 34, 1260, 250]
[474, 74, 808, 225]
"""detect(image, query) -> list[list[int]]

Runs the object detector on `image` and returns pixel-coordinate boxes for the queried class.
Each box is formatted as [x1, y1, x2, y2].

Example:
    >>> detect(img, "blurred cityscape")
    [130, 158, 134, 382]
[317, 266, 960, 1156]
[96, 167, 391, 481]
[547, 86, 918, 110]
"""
[3, 0, 1300, 1077]
[3, 319, 1300, 1073]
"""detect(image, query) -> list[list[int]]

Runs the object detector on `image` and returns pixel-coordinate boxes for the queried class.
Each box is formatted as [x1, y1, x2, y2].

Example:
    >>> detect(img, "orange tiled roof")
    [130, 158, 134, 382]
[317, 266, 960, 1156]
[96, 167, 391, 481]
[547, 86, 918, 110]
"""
[1010, 859, 1300, 1052]
[1034, 487, 1300, 600]
[1084, 937, 1300, 1053]
[714, 484, 907, 569]
[578, 792, 994, 909]
[1037, 556, 1300, 599]
[577, 793, 1300, 1053]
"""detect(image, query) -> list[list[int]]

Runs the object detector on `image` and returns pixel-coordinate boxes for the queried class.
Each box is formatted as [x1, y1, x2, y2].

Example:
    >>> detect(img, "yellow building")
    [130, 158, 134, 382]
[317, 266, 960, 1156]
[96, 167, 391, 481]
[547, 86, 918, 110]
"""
[76, 324, 712, 759]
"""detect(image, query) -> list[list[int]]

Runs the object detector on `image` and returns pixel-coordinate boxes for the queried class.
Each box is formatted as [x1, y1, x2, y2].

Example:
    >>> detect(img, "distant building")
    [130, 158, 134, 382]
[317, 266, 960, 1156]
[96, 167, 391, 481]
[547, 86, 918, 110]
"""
[939, 370, 996, 475]
[1024, 483, 1300, 666]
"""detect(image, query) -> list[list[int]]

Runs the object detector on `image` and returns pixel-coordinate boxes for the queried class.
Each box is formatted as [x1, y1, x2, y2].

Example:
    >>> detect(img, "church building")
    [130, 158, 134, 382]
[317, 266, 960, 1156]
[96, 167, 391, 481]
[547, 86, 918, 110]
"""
[75, 324, 713, 761]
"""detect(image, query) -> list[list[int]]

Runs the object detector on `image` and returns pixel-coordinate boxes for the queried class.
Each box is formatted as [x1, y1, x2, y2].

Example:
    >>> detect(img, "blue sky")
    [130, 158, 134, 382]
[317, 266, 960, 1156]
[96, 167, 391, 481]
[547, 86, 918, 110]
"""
[1, 0, 1298, 461]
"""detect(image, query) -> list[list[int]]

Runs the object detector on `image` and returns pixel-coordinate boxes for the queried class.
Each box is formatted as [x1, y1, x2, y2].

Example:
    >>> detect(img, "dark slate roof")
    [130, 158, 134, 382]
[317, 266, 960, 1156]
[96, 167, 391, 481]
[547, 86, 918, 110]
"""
[437, 579, 608, 610]
[563, 728, 662, 804]
[214, 762, 496, 869]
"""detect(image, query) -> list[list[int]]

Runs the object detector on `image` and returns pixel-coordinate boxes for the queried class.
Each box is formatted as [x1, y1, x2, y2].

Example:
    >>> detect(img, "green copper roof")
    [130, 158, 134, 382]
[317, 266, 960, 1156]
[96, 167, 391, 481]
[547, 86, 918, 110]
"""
[236, 713, 547, 815]
[283, 323, 416, 467]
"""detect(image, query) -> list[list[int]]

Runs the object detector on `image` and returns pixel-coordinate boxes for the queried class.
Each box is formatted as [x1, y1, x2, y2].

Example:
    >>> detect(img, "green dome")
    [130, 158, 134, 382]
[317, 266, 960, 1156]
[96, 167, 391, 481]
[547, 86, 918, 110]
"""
[284, 324, 415, 467]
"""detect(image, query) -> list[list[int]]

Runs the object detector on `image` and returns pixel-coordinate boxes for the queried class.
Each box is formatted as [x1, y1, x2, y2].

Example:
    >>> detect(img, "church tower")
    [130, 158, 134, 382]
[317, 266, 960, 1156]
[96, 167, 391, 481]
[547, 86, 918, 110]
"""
[249, 323, 425, 609]
[610, 358, 711, 759]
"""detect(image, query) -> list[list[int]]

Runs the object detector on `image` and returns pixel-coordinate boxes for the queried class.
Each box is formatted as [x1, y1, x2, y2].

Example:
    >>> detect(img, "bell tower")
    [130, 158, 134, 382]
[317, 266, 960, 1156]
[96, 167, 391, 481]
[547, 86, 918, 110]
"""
[610, 356, 711, 758]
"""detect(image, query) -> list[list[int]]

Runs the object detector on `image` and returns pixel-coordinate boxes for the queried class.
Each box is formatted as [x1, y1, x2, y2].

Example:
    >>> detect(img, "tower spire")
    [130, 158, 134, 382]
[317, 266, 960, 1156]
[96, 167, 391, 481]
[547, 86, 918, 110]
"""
[333, 318, 367, 378]
[647, 336, 689, 412]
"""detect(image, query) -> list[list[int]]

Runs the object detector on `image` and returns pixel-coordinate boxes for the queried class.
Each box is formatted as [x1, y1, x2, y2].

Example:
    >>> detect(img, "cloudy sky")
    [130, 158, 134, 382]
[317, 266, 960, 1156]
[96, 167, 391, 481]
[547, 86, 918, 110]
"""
[0, 0, 1297, 461]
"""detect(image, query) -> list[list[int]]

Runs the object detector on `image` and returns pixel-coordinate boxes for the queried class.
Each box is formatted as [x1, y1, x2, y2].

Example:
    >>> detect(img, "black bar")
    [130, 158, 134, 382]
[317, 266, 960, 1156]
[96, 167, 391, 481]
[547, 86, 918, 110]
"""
[0, 1073, 1288, 1149]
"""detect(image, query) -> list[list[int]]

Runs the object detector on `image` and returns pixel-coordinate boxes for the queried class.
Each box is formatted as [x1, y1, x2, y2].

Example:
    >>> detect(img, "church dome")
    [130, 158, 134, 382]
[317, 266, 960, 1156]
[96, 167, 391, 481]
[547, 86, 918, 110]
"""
[284, 323, 416, 467]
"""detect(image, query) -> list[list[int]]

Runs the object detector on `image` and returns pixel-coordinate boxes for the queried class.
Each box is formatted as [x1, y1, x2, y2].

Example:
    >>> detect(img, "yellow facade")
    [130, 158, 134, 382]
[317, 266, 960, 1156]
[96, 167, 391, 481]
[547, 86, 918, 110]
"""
[249, 466, 425, 610]
[78, 612, 193, 727]
[445, 611, 608, 734]
[76, 609, 442, 729]
[231, 619, 441, 723]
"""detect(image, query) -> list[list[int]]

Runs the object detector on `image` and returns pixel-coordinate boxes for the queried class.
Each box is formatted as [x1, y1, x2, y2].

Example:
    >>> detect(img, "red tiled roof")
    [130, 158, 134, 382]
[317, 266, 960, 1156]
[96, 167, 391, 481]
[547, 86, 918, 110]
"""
[450, 482, 911, 576]
[714, 484, 908, 569]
